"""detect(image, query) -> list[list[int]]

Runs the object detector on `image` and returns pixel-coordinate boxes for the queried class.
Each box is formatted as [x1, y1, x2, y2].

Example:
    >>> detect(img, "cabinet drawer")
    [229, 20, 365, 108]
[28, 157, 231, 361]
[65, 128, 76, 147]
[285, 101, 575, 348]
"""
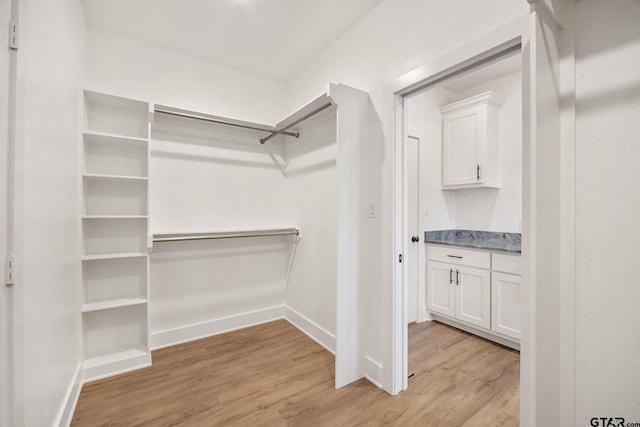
[492, 253, 522, 275]
[427, 245, 490, 269]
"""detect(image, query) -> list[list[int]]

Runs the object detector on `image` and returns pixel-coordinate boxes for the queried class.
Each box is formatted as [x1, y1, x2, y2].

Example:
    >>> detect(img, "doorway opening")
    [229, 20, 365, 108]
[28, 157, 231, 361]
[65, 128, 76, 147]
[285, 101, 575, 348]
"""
[394, 38, 527, 401]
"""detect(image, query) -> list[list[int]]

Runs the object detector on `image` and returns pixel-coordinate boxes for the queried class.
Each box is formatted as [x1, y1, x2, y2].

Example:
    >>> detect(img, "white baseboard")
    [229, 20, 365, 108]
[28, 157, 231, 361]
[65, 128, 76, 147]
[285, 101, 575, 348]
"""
[150, 306, 285, 350]
[55, 363, 82, 427]
[363, 356, 384, 389]
[430, 314, 520, 350]
[284, 306, 336, 355]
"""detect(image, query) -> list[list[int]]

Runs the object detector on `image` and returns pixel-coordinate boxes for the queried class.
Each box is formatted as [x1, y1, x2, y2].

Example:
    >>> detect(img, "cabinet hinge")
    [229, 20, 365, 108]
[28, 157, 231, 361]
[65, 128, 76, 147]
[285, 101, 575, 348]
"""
[8, 20, 18, 50]
[5, 256, 16, 286]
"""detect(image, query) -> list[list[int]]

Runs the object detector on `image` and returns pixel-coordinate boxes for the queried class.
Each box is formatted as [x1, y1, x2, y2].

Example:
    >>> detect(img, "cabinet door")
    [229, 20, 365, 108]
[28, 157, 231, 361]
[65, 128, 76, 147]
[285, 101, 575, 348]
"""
[491, 272, 522, 340]
[426, 261, 456, 318]
[442, 107, 484, 186]
[455, 266, 491, 329]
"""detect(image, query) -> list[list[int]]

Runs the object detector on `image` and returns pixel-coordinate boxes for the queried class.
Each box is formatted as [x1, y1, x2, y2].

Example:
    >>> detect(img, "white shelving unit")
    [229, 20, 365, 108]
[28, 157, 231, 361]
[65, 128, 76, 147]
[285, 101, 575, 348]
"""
[81, 90, 152, 382]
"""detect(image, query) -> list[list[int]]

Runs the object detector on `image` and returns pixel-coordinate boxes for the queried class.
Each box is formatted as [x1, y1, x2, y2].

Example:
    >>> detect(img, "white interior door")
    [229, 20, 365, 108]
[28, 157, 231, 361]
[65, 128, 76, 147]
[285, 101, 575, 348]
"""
[407, 135, 419, 324]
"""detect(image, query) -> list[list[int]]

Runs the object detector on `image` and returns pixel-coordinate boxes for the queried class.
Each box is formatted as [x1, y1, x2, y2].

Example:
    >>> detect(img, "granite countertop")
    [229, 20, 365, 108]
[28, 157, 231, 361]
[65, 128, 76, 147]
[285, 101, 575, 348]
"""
[424, 229, 521, 254]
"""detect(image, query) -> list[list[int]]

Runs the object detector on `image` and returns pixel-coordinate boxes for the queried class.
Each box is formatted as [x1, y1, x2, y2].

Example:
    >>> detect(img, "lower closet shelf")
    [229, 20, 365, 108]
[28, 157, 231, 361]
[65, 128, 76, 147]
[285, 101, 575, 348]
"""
[82, 298, 147, 313]
[83, 346, 150, 382]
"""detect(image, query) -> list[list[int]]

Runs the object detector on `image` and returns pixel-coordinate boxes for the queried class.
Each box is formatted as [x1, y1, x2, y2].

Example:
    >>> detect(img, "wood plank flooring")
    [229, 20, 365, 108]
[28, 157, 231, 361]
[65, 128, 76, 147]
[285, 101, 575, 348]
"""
[71, 320, 519, 426]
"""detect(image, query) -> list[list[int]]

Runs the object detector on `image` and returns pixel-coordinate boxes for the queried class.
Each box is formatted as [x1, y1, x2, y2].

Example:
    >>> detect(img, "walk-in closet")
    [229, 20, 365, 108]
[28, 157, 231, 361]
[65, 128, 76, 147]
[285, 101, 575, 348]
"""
[4, 1, 639, 426]
[79, 84, 369, 388]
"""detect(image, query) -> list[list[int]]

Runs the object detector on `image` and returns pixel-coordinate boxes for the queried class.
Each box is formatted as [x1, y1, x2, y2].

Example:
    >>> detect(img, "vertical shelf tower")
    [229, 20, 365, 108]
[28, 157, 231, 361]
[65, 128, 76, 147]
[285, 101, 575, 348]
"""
[81, 90, 152, 382]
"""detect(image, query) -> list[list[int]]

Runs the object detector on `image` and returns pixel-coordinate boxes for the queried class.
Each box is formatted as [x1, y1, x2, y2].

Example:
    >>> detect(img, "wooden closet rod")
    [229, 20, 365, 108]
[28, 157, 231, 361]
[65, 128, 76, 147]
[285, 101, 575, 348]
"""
[153, 228, 300, 242]
[154, 108, 300, 139]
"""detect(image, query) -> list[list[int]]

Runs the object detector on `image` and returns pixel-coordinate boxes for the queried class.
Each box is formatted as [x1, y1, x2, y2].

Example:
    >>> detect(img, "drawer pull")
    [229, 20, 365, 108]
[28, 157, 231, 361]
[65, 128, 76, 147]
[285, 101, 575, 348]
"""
[446, 255, 463, 259]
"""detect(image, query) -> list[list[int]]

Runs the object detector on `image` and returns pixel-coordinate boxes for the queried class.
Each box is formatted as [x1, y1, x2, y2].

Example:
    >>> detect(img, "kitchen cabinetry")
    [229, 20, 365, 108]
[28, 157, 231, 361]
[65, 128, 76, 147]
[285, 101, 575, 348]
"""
[426, 246, 491, 329]
[426, 244, 521, 347]
[491, 253, 522, 340]
[440, 91, 505, 189]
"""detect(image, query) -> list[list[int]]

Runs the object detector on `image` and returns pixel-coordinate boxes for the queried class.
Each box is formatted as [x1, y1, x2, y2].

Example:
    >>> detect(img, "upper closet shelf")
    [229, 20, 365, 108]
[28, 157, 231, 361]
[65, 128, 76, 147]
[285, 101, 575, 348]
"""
[153, 104, 299, 139]
[260, 92, 334, 144]
[153, 92, 335, 145]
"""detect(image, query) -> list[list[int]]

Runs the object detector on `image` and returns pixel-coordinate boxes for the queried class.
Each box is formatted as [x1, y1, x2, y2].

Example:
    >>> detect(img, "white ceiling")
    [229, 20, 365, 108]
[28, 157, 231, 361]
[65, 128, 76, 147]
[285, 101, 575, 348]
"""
[81, 0, 383, 82]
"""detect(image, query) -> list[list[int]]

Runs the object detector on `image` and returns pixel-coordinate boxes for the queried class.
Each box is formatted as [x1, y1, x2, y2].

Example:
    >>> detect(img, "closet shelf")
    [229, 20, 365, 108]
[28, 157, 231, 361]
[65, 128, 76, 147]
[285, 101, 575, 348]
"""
[81, 252, 148, 261]
[154, 93, 335, 145]
[82, 297, 147, 313]
[152, 227, 300, 242]
[83, 173, 148, 182]
[82, 215, 148, 220]
[83, 130, 148, 144]
[83, 346, 149, 370]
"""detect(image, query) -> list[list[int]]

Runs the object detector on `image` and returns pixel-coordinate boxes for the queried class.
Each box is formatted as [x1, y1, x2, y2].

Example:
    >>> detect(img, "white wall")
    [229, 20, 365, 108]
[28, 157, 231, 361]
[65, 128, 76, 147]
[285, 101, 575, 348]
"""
[284, 111, 338, 350]
[87, 28, 288, 124]
[285, 0, 528, 380]
[408, 71, 522, 233]
[575, 0, 640, 423]
[407, 87, 456, 232]
[150, 117, 295, 232]
[14, 0, 86, 425]
[148, 112, 296, 348]
[286, 0, 528, 111]
[150, 236, 290, 348]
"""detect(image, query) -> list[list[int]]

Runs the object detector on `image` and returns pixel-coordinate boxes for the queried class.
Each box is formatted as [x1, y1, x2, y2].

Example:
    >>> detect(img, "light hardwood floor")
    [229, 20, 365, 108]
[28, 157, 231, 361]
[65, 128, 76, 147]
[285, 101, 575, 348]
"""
[72, 320, 519, 426]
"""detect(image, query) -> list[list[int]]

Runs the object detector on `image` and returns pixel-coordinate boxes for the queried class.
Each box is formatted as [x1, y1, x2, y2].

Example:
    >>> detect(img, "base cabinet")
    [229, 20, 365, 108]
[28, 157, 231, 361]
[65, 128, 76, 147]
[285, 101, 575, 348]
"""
[491, 272, 522, 340]
[456, 266, 491, 329]
[426, 245, 521, 347]
[426, 261, 456, 318]
[427, 261, 491, 329]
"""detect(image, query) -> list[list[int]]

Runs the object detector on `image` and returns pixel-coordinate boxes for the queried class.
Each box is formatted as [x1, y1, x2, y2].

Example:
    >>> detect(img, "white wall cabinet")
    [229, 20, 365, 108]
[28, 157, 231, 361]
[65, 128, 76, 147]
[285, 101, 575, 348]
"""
[440, 91, 505, 189]
[426, 245, 521, 347]
[81, 90, 151, 382]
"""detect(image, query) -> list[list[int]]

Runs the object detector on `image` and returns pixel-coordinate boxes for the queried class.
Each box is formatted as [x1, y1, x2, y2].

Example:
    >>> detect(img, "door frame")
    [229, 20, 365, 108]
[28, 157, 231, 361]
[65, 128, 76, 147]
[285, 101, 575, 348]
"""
[3, 0, 23, 424]
[384, 10, 534, 416]
[384, 8, 575, 427]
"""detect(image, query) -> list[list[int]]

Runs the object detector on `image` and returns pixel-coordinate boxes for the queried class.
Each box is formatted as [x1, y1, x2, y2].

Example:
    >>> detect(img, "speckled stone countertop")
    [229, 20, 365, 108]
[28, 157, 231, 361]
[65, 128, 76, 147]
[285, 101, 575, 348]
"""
[424, 230, 521, 254]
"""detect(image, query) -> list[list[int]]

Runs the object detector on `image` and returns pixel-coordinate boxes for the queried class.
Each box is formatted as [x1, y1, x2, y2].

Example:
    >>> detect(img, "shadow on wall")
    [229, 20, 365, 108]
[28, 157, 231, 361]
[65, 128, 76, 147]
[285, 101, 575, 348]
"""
[151, 112, 288, 171]
[573, 0, 640, 114]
